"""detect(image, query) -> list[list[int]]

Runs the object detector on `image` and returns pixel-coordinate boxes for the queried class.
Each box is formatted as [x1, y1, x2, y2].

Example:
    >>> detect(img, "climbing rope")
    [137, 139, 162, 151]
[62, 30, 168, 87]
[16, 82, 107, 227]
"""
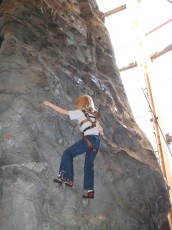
[135, 70, 172, 157]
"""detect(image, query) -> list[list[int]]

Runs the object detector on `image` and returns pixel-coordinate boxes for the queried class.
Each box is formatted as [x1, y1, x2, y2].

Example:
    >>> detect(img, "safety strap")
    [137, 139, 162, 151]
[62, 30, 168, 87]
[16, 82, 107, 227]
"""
[82, 134, 97, 152]
[80, 110, 98, 152]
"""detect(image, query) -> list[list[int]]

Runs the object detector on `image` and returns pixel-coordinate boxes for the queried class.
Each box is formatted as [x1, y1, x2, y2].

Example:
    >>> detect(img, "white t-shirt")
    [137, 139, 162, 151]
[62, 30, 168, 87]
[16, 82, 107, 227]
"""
[69, 110, 100, 136]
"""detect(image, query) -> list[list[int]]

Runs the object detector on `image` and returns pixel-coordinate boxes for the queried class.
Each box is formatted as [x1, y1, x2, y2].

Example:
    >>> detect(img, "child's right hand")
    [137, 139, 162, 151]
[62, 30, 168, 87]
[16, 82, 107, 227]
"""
[43, 100, 50, 106]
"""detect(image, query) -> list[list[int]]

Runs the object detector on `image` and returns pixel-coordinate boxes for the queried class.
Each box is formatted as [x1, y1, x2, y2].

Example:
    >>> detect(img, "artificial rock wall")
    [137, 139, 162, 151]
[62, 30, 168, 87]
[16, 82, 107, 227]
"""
[0, 0, 171, 229]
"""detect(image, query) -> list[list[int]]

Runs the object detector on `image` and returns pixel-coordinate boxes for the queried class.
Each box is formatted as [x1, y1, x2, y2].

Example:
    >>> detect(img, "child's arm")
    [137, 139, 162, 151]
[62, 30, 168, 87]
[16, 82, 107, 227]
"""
[43, 100, 69, 115]
[98, 122, 104, 136]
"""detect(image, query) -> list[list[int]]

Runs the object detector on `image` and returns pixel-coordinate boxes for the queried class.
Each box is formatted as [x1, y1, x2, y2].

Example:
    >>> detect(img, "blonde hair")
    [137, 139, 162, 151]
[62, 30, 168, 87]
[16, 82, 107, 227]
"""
[75, 95, 94, 111]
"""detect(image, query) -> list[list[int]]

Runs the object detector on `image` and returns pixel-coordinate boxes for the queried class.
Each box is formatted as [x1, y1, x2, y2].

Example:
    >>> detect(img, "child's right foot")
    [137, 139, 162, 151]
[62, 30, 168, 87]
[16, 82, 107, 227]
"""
[83, 190, 94, 199]
[53, 178, 73, 187]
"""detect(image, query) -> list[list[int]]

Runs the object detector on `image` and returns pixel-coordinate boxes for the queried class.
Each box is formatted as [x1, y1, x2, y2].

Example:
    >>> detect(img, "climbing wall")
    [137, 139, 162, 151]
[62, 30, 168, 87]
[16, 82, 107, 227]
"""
[0, 0, 171, 229]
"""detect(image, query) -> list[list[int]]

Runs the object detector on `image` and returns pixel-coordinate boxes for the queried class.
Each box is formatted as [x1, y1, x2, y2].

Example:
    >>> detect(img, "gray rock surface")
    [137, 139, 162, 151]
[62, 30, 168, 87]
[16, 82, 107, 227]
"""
[0, 0, 171, 229]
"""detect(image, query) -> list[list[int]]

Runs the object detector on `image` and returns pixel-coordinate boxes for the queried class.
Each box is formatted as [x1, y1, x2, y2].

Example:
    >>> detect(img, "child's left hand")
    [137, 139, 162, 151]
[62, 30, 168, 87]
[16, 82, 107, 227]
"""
[98, 123, 104, 134]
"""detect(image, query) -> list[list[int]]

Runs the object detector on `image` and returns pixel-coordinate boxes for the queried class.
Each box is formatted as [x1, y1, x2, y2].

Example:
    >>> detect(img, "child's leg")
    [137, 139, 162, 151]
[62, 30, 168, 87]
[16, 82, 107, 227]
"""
[83, 149, 98, 190]
[59, 138, 88, 181]
[83, 135, 100, 191]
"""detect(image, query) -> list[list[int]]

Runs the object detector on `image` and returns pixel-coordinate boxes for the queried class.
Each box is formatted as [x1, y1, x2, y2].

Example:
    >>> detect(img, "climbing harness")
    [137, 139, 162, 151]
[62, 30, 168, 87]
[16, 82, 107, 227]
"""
[80, 110, 99, 152]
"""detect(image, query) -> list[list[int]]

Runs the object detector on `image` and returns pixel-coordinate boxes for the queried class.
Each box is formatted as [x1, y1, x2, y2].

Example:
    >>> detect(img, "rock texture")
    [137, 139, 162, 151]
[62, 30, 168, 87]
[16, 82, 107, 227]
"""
[0, 0, 171, 229]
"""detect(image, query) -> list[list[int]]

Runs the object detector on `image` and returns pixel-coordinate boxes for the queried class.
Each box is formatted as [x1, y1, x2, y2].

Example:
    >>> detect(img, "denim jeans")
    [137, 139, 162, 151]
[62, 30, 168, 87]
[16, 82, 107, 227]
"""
[59, 135, 101, 190]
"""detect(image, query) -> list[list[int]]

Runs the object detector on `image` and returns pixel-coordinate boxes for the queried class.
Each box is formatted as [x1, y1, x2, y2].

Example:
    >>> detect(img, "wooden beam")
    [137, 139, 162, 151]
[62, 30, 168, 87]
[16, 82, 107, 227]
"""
[143, 62, 168, 178]
[118, 44, 172, 69]
[150, 44, 172, 61]
[104, 5, 126, 18]
[119, 61, 137, 72]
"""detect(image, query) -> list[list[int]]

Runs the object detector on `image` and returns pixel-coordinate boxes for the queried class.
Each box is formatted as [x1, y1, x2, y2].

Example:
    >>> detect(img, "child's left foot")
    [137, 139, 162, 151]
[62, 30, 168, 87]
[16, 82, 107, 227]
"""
[53, 178, 63, 184]
[83, 190, 94, 199]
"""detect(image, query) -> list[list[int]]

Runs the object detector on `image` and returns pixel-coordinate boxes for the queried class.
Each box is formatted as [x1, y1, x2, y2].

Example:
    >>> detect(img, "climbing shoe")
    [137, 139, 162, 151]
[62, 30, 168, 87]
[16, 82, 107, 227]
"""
[53, 178, 73, 187]
[83, 190, 94, 199]
[53, 178, 63, 184]
[63, 179, 73, 187]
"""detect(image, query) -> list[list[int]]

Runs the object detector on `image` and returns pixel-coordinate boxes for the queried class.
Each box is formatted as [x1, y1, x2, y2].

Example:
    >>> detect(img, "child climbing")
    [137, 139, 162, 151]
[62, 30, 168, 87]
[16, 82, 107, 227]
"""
[43, 95, 103, 199]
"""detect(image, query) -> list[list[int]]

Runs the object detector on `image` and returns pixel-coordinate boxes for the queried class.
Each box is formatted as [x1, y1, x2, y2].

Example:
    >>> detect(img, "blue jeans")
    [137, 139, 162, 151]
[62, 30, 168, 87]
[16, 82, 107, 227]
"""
[59, 135, 100, 190]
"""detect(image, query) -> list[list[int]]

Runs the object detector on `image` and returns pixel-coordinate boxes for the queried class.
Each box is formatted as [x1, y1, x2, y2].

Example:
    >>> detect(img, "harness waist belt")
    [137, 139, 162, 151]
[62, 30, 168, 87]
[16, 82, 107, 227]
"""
[82, 134, 97, 152]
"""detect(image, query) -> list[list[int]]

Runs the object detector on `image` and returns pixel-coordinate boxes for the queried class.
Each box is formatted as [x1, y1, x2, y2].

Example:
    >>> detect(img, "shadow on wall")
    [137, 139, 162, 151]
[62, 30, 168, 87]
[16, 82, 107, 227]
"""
[0, 36, 4, 49]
